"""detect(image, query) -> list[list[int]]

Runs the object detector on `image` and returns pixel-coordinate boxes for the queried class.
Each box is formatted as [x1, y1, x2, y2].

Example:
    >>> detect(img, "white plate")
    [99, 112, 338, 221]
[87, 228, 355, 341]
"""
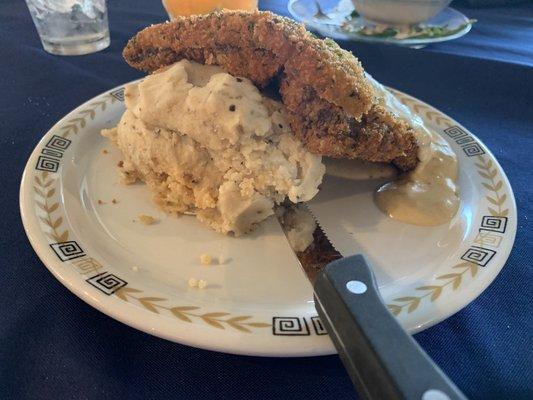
[20, 84, 516, 357]
[288, 0, 472, 47]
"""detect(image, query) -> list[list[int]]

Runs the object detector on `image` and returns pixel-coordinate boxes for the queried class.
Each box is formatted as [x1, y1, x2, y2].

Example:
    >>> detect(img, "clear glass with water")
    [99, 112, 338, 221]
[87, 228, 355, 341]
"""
[25, 0, 110, 56]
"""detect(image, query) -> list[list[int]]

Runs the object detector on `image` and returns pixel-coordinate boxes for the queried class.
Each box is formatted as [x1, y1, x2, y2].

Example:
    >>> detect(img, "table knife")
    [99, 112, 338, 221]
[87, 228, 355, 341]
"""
[277, 205, 467, 400]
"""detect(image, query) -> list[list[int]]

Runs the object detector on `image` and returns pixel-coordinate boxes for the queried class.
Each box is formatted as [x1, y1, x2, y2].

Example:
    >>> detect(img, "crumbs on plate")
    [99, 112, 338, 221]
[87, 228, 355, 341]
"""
[198, 279, 207, 289]
[98, 198, 119, 205]
[188, 278, 208, 289]
[138, 214, 156, 225]
[200, 254, 212, 265]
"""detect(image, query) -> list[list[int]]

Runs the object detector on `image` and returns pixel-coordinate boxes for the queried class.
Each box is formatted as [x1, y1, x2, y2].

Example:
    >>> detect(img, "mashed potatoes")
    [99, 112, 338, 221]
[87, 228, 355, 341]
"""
[102, 60, 325, 235]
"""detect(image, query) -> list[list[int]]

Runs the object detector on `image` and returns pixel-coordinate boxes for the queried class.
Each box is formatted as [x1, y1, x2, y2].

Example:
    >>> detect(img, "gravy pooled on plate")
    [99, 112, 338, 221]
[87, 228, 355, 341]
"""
[369, 77, 460, 226]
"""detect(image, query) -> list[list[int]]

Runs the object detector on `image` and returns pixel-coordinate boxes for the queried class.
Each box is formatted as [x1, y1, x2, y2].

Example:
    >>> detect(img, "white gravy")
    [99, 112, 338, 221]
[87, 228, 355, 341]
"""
[368, 76, 460, 226]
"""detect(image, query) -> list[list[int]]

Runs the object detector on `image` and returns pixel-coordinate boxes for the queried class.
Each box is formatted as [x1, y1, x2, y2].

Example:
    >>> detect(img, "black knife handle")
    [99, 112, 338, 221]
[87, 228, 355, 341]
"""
[313, 255, 467, 400]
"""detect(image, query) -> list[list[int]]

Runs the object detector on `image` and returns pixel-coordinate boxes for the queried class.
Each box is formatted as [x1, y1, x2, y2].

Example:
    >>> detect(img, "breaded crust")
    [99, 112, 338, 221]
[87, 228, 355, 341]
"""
[123, 11, 418, 171]
[280, 76, 418, 170]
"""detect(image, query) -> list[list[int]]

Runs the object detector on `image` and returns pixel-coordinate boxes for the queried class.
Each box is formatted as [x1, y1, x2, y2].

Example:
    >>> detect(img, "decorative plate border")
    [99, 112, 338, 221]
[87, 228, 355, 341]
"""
[384, 91, 512, 316]
[21, 83, 516, 353]
[30, 88, 273, 334]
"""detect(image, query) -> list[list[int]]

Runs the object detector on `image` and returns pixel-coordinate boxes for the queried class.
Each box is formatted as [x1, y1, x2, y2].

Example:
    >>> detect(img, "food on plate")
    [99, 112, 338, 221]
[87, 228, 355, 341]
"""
[198, 279, 208, 289]
[123, 11, 418, 170]
[102, 60, 324, 235]
[370, 79, 459, 226]
[138, 214, 157, 225]
[276, 204, 317, 252]
[102, 10, 460, 243]
[200, 254, 213, 265]
[188, 277, 208, 289]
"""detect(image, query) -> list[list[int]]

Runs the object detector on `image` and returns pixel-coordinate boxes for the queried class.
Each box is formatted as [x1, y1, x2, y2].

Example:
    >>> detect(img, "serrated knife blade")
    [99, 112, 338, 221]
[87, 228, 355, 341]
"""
[305, 175, 376, 258]
[276, 204, 341, 285]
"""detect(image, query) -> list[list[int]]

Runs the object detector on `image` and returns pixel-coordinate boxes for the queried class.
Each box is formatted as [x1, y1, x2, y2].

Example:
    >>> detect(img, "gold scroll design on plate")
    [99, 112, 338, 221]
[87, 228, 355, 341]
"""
[386, 154, 509, 316]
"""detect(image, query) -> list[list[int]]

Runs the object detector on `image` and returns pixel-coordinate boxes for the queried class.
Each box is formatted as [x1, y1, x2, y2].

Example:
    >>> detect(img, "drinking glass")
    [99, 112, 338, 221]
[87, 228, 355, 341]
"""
[25, 0, 110, 56]
[162, 0, 258, 18]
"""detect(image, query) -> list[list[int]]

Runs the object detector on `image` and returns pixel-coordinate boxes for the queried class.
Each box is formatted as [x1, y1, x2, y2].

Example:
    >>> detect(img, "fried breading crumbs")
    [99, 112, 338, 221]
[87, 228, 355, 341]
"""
[188, 278, 208, 289]
[138, 214, 156, 225]
[200, 254, 212, 265]
[198, 279, 208, 289]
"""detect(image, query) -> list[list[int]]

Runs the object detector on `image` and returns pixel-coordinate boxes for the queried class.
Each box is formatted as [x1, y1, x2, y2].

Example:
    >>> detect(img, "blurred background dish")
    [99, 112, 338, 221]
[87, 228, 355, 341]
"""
[352, 0, 452, 26]
[162, 0, 258, 18]
[288, 0, 472, 47]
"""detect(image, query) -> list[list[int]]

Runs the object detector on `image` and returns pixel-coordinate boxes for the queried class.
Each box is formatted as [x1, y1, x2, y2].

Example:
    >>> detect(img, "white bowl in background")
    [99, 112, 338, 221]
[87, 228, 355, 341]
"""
[352, 0, 452, 25]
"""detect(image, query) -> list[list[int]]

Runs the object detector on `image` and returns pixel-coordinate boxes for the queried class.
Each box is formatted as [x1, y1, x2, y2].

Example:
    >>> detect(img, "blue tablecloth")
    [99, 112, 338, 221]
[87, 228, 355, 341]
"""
[1, 1, 532, 399]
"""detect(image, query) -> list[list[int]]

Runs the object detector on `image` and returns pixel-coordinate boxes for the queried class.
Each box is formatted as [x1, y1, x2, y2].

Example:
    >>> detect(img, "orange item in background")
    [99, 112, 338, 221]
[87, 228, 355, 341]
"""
[162, 0, 258, 18]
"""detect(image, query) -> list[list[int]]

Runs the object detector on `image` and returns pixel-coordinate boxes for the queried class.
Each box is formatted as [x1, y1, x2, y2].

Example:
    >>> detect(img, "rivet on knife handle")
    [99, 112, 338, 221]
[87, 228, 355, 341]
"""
[313, 255, 468, 400]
